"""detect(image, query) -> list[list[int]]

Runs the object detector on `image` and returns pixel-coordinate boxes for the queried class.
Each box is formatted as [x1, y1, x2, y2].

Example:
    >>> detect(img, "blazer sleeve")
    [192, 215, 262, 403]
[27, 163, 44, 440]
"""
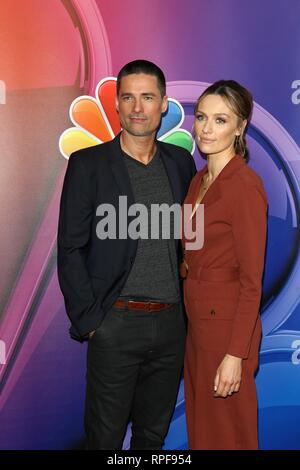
[57, 152, 97, 339]
[226, 180, 268, 359]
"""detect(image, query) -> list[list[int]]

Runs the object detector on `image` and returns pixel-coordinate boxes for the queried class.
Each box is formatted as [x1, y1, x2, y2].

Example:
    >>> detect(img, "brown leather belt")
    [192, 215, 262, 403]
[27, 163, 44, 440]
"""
[113, 299, 173, 312]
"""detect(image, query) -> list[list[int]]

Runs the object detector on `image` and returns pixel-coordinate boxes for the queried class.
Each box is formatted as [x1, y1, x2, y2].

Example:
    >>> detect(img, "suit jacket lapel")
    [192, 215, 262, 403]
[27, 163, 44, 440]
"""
[204, 155, 246, 208]
[190, 156, 245, 218]
[108, 134, 135, 208]
[189, 164, 222, 217]
[202, 178, 222, 208]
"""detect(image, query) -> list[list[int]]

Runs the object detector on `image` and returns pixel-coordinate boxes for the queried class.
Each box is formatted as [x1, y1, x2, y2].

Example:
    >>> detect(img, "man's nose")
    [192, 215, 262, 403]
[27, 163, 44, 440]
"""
[133, 98, 143, 113]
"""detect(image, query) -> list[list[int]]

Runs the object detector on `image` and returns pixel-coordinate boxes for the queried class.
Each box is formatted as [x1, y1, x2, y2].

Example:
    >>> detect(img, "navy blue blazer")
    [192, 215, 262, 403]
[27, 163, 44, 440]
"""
[57, 133, 196, 341]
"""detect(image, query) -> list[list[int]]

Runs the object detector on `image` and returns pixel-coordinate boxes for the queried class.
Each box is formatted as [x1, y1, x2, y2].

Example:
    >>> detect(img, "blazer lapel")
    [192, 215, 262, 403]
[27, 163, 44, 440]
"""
[189, 164, 222, 218]
[108, 134, 135, 208]
[191, 155, 245, 218]
[202, 178, 222, 208]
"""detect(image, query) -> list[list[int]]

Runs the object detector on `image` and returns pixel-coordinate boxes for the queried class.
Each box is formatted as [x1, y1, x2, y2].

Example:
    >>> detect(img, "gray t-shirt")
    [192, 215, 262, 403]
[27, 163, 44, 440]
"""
[120, 149, 180, 303]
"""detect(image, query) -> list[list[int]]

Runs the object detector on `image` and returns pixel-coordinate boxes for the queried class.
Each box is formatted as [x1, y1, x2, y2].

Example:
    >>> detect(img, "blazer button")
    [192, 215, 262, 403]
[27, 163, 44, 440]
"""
[210, 309, 216, 316]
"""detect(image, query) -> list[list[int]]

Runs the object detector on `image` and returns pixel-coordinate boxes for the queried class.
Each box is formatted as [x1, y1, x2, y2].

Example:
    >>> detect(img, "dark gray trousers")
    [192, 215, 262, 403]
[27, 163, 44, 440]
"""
[84, 303, 186, 450]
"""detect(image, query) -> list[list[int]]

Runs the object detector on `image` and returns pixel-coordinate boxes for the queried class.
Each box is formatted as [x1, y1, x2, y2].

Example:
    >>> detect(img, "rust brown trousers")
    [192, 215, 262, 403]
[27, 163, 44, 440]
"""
[182, 156, 268, 450]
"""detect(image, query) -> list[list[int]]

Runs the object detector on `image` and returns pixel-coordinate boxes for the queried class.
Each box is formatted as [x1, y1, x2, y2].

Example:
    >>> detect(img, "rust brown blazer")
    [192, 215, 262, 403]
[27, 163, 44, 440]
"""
[182, 155, 268, 450]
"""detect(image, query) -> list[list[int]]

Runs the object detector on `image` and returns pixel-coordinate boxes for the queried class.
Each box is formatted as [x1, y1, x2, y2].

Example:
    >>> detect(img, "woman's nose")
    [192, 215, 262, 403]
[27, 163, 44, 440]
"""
[202, 120, 213, 134]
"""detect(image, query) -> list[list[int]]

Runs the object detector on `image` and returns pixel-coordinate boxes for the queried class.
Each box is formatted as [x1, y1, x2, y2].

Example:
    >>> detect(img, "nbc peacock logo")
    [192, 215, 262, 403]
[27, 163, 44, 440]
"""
[59, 77, 194, 159]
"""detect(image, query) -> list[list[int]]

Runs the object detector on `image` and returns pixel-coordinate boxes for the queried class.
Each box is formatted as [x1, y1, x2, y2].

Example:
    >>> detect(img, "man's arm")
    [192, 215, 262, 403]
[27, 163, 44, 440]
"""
[57, 152, 98, 339]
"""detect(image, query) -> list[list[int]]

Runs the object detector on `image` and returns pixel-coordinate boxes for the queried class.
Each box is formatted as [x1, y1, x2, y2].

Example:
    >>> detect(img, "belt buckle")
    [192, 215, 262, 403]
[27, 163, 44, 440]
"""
[128, 300, 137, 310]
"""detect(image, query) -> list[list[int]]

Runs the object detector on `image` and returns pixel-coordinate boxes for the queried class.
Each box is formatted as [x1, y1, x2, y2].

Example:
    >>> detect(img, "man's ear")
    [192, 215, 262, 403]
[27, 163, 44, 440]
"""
[115, 96, 119, 113]
[162, 95, 168, 113]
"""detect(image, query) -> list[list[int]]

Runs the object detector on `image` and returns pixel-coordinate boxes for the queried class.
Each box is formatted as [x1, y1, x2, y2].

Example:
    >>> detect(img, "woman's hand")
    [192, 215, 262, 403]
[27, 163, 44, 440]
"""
[179, 260, 188, 279]
[213, 354, 242, 398]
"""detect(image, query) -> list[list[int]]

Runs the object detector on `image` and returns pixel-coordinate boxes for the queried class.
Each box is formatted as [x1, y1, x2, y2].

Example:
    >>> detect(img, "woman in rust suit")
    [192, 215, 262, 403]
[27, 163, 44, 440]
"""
[182, 80, 268, 450]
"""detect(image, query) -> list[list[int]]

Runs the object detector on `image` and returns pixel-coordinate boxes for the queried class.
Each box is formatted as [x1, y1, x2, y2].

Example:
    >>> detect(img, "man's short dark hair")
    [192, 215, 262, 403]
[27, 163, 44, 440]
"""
[117, 60, 166, 98]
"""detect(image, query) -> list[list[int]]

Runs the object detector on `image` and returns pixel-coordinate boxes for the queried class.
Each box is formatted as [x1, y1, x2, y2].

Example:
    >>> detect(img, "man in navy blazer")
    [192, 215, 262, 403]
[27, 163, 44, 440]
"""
[57, 60, 196, 450]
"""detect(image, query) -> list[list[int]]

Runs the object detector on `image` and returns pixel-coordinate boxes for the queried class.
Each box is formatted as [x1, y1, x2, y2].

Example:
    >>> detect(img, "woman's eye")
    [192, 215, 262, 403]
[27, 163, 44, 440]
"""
[196, 114, 204, 121]
[216, 117, 226, 124]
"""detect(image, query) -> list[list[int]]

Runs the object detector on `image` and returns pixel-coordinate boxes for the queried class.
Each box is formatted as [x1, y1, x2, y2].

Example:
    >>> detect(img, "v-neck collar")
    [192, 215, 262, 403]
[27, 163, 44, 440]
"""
[122, 147, 159, 168]
[191, 155, 246, 215]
